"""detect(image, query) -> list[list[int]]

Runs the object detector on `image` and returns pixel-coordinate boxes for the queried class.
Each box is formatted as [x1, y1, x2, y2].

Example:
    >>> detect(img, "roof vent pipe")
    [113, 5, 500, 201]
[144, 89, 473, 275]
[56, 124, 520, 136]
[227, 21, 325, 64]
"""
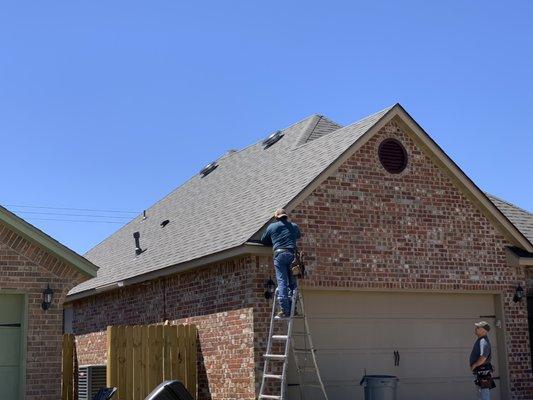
[133, 231, 144, 255]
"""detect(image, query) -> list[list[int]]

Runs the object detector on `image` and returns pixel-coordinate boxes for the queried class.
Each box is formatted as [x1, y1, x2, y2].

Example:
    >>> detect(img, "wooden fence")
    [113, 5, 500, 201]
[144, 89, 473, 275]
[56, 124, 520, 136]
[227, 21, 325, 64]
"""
[107, 324, 198, 400]
[61, 333, 76, 400]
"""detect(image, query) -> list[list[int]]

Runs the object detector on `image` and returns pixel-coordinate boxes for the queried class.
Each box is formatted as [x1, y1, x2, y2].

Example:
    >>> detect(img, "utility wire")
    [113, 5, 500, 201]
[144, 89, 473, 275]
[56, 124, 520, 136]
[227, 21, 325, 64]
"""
[25, 217, 125, 224]
[14, 211, 132, 219]
[3, 204, 139, 214]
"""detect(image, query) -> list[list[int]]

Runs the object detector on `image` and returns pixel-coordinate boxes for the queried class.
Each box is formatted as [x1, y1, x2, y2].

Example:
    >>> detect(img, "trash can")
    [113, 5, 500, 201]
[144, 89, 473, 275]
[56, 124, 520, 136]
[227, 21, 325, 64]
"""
[360, 375, 399, 400]
[144, 380, 194, 400]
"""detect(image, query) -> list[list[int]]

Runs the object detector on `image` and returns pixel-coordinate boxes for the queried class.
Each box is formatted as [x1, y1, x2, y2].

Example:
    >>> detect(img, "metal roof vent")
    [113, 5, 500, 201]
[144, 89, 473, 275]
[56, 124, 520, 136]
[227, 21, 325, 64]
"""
[199, 162, 218, 177]
[378, 139, 408, 174]
[133, 231, 144, 255]
[262, 130, 284, 149]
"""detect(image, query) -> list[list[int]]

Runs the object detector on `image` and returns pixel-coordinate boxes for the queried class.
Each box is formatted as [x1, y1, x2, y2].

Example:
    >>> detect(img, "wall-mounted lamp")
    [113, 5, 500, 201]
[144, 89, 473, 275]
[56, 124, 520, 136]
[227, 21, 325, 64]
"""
[42, 285, 54, 310]
[264, 278, 276, 300]
[513, 285, 525, 303]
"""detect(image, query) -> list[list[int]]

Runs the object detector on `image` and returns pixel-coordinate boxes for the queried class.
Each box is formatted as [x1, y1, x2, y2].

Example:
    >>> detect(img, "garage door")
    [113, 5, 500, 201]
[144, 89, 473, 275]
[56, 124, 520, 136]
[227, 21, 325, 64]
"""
[287, 291, 501, 400]
[0, 294, 24, 400]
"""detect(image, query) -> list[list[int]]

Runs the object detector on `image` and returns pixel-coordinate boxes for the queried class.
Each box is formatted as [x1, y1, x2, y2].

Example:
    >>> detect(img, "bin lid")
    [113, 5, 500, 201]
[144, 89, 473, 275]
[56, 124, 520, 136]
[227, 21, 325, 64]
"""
[359, 375, 399, 385]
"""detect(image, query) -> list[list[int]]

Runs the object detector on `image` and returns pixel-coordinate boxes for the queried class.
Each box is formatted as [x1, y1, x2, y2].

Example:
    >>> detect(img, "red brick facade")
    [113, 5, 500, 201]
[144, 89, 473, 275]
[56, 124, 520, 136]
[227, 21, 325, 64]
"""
[0, 222, 87, 400]
[70, 119, 533, 399]
[72, 258, 258, 400]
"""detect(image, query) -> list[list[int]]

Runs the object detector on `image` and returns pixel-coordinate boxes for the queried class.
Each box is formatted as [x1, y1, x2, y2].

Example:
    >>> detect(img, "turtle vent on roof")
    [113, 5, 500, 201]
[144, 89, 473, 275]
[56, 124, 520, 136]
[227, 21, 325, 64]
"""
[199, 162, 218, 177]
[262, 130, 284, 149]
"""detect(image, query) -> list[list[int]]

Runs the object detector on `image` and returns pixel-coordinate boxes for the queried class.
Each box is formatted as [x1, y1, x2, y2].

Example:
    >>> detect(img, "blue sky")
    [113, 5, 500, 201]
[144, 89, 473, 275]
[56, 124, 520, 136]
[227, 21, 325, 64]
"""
[1, 1, 531, 253]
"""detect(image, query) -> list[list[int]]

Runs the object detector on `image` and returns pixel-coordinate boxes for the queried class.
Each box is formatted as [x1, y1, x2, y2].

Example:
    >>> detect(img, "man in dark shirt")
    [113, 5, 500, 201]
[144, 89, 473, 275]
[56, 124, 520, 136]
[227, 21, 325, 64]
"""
[470, 321, 492, 400]
[261, 208, 301, 318]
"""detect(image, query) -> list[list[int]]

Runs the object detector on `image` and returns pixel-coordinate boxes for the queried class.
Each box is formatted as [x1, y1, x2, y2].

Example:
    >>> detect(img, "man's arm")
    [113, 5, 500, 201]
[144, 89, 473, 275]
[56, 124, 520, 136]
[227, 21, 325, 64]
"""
[471, 356, 488, 371]
[471, 338, 490, 371]
[261, 226, 272, 246]
[293, 223, 301, 240]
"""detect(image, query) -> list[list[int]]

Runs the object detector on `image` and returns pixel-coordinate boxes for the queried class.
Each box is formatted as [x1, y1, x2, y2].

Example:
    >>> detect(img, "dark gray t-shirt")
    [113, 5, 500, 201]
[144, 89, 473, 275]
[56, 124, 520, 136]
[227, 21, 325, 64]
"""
[470, 336, 491, 366]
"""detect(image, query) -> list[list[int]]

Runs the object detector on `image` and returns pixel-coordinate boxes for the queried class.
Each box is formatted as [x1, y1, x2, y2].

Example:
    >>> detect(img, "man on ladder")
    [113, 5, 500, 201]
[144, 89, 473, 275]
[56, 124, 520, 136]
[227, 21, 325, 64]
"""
[259, 209, 328, 400]
[261, 208, 301, 318]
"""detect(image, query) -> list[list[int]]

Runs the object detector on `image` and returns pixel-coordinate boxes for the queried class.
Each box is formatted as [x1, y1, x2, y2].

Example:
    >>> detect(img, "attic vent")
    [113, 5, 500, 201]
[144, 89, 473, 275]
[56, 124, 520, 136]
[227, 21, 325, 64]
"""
[378, 139, 408, 174]
[262, 130, 284, 149]
[199, 162, 218, 177]
[160, 219, 170, 227]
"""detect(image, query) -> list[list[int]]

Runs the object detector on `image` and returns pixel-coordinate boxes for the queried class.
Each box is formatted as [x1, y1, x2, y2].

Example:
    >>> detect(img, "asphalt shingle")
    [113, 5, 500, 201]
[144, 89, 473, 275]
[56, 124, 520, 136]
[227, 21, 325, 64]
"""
[71, 106, 392, 294]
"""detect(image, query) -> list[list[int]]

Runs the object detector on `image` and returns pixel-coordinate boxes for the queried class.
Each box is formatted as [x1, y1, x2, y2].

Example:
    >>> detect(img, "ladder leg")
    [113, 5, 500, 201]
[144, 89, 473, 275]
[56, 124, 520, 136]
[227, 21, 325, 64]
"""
[259, 288, 280, 398]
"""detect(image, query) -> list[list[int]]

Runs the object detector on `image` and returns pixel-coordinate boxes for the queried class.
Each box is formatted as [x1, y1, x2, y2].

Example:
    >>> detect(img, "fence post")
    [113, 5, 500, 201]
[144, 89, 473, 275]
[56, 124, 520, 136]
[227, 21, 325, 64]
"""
[61, 334, 75, 400]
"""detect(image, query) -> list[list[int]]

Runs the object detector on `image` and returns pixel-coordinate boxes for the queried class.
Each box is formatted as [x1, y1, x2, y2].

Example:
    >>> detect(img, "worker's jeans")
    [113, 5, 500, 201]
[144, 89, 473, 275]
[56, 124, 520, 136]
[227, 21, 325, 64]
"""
[478, 388, 490, 400]
[274, 251, 297, 315]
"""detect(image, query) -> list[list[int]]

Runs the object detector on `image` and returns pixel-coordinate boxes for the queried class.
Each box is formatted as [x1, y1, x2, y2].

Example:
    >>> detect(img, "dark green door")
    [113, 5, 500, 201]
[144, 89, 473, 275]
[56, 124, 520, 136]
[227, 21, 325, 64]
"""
[0, 294, 24, 400]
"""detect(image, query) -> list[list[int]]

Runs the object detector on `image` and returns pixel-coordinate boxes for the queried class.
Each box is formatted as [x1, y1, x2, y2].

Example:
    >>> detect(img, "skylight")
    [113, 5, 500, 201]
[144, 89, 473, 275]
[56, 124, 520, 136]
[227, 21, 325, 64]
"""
[199, 162, 218, 177]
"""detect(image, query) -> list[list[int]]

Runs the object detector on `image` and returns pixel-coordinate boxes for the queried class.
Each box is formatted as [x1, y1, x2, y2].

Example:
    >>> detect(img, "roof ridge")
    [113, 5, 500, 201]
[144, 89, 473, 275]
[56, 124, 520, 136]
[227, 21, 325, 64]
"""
[486, 192, 533, 215]
[294, 104, 395, 150]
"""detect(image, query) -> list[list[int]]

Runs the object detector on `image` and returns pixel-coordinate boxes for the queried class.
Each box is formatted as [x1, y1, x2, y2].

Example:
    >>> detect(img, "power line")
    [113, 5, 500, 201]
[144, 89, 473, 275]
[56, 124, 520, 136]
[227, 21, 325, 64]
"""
[3, 204, 139, 214]
[25, 217, 125, 224]
[14, 211, 132, 219]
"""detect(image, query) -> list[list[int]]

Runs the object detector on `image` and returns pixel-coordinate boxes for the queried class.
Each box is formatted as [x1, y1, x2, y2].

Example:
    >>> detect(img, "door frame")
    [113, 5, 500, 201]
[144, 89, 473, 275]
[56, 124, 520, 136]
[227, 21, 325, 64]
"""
[299, 286, 511, 400]
[0, 290, 28, 400]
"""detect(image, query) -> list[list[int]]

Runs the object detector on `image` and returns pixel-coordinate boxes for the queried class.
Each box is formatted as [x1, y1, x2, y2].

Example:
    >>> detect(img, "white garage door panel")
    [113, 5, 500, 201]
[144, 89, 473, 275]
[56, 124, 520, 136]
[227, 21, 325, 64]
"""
[286, 291, 501, 400]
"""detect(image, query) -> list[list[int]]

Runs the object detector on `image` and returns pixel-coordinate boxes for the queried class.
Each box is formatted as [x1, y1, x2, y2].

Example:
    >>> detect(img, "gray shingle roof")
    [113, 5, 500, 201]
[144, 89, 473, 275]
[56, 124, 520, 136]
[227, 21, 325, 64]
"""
[70, 106, 393, 294]
[486, 194, 533, 243]
[70, 105, 533, 296]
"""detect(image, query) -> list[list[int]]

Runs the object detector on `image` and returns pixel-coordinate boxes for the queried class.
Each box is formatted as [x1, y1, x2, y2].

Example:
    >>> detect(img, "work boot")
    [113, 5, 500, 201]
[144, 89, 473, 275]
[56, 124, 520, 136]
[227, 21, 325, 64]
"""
[275, 310, 290, 319]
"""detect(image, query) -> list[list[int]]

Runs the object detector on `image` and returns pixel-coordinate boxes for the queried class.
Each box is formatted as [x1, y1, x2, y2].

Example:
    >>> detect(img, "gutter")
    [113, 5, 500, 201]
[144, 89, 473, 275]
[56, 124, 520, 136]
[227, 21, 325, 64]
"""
[66, 242, 272, 302]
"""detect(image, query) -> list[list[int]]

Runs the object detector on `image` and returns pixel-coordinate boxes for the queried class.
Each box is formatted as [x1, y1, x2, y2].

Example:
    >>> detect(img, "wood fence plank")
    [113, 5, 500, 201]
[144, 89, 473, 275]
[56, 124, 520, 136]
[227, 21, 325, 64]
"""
[163, 326, 172, 381]
[61, 334, 74, 400]
[133, 326, 142, 400]
[186, 325, 197, 399]
[117, 326, 127, 400]
[125, 326, 134, 400]
[189, 325, 198, 399]
[148, 325, 158, 393]
[107, 326, 118, 388]
[169, 326, 179, 380]
[177, 324, 187, 387]
[141, 325, 149, 399]
[154, 325, 164, 388]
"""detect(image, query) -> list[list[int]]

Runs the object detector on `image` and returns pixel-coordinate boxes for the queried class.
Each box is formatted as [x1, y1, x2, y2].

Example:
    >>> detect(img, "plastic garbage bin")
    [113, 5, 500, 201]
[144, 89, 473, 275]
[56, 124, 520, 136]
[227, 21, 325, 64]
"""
[360, 375, 399, 400]
[144, 380, 194, 400]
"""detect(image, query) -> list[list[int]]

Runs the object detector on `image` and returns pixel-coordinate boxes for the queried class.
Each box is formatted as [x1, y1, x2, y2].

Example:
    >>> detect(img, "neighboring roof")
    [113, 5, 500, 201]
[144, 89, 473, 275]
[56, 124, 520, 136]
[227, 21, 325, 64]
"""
[0, 206, 98, 278]
[486, 194, 533, 243]
[70, 104, 533, 296]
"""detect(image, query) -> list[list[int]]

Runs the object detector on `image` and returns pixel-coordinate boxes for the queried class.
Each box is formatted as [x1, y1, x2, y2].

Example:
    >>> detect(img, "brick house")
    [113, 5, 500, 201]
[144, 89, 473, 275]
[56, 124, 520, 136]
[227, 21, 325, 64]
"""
[67, 104, 533, 400]
[0, 206, 98, 400]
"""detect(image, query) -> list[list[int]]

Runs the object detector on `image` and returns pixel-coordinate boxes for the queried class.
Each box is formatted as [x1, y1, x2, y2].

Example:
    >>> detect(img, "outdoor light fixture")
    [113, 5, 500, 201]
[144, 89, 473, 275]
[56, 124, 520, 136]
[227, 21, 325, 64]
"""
[513, 285, 525, 303]
[264, 277, 276, 300]
[42, 284, 54, 310]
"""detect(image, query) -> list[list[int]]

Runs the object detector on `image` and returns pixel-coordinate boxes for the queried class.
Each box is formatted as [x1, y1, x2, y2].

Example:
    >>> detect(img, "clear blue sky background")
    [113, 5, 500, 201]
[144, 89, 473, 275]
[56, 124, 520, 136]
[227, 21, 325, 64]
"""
[1, 1, 531, 254]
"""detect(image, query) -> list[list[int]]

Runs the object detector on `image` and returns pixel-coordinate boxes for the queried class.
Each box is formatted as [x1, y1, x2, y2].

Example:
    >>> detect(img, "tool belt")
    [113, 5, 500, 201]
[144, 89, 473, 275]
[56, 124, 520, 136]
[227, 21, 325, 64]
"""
[290, 250, 306, 278]
[474, 364, 496, 389]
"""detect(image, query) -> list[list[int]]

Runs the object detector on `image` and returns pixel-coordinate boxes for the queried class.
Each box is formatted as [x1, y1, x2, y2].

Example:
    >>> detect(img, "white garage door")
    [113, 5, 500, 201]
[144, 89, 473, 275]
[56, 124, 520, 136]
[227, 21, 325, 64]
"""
[287, 291, 501, 400]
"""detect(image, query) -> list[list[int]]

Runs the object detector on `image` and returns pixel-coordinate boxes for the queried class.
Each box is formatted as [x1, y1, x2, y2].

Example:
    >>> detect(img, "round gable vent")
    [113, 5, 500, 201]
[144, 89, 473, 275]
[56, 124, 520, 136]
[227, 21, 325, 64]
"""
[378, 139, 408, 174]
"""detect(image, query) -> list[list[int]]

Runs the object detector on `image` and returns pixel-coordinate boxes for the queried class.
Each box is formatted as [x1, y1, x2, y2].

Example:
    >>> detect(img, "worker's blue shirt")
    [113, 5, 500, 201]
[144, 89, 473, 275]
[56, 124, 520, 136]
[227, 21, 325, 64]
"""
[261, 219, 301, 251]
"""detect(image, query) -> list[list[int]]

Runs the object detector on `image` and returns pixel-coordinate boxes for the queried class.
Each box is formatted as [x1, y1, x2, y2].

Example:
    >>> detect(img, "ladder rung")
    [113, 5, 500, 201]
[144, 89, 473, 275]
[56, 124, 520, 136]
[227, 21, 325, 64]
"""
[271, 335, 288, 341]
[264, 354, 286, 360]
[259, 396, 281, 400]
[263, 373, 283, 380]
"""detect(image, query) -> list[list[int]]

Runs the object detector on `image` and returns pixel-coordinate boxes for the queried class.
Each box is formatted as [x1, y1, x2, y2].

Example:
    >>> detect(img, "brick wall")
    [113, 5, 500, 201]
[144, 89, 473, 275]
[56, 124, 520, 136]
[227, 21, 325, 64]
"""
[251, 120, 532, 399]
[0, 222, 87, 400]
[71, 257, 259, 400]
[71, 118, 533, 399]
